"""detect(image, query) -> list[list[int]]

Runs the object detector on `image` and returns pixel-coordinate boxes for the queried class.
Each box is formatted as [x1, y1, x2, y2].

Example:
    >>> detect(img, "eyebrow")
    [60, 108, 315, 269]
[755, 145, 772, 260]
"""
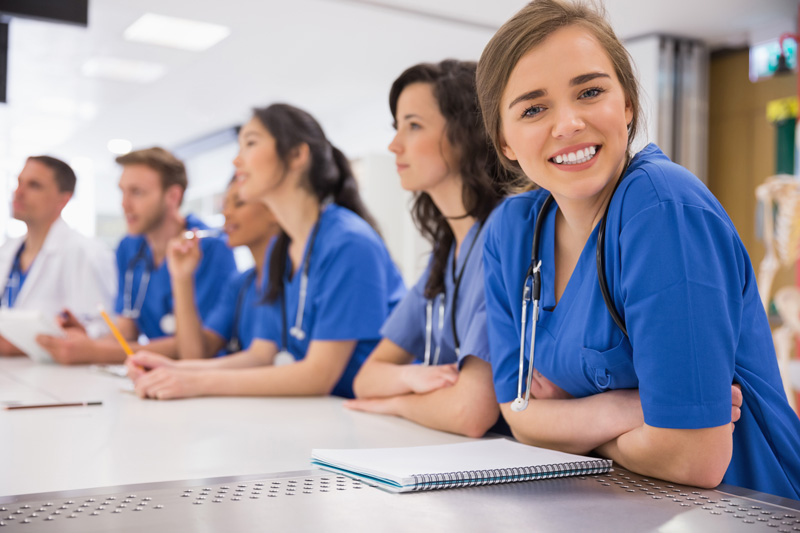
[400, 113, 423, 121]
[507, 72, 612, 109]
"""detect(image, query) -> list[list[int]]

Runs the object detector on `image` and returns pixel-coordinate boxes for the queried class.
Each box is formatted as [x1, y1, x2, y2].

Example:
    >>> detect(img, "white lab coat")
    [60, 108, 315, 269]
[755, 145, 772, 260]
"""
[0, 218, 117, 337]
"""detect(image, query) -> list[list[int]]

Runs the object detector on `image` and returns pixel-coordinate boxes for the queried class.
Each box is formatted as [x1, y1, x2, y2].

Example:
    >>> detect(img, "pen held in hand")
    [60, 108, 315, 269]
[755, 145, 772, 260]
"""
[97, 306, 134, 357]
[182, 229, 221, 240]
[5, 401, 102, 410]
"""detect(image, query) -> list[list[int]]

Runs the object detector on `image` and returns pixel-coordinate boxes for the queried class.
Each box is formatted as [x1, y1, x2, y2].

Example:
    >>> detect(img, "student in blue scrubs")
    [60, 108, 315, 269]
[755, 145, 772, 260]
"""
[144, 178, 279, 358]
[476, 0, 800, 499]
[348, 60, 512, 437]
[127, 104, 405, 399]
[39, 147, 237, 364]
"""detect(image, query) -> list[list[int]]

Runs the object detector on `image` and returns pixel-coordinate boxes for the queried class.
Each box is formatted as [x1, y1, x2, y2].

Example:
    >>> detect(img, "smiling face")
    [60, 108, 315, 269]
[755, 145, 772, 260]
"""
[233, 117, 286, 202]
[500, 24, 633, 206]
[388, 82, 458, 194]
[222, 182, 278, 248]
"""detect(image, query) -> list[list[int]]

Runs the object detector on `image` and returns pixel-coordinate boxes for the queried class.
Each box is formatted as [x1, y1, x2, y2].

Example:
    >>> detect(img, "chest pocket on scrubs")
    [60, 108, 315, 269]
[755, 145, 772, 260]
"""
[580, 337, 638, 392]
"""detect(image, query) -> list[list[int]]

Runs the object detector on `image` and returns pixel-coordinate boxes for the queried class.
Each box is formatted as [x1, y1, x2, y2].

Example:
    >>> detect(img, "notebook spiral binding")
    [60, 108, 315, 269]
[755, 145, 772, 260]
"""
[409, 459, 612, 491]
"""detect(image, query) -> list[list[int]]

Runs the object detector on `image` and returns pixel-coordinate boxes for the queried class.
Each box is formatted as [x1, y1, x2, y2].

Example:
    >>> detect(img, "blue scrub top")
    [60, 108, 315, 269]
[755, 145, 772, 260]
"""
[380, 221, 490, 367]
[114, 213, 237, 340]
[483, 144, 800, 500]
[204, 267, 262, 353]
[3, 244, 29, 308]
[253, 204, 406, 399]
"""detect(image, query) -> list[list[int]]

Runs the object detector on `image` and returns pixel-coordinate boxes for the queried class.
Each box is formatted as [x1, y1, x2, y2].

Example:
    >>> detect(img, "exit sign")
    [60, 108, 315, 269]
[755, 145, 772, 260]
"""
[750, 37, 797, 82]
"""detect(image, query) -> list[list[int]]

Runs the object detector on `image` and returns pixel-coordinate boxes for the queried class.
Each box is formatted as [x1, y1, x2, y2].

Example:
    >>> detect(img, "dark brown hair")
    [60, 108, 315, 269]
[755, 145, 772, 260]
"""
[27, 155, 76, 193]
[254, 103, 378, 302]
[116, 147, 188, 202]
[476, 0, 642, 185]
[390, 59, 512, 298]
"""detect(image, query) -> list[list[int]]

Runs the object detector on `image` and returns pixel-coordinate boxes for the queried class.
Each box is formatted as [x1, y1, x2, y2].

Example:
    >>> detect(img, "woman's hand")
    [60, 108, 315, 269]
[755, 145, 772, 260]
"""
[530, 370, 573, 400]
[344, 397, 400, 416]
[126, 350, 176, 380]
[165, 236, 202, 281]
[131, 367, 204, 400]
[731, 383, 743, 431]
[400, 363, 459, 394]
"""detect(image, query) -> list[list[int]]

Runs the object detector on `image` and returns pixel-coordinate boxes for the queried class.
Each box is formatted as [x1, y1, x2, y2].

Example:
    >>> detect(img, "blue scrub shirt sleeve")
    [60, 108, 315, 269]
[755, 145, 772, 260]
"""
[311, 238, 393, 341]
[457, 298, 491, 367]
[252, 299, 281, 346]
[203, 270, 243, 342]
[620, 200, 741, 429]
[379, 264, 429, 361]
[194, 239, 237, 321]
[113, 242, 129, 315]
[482, 208, 524, 404]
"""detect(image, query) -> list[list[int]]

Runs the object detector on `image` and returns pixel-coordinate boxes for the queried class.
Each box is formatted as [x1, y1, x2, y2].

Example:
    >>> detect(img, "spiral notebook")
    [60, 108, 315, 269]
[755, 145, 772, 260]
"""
[311, 439, 611, 493]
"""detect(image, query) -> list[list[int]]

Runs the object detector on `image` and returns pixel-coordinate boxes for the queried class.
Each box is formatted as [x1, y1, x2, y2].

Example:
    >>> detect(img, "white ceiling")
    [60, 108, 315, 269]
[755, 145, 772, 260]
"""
[0, 0, 796, 212]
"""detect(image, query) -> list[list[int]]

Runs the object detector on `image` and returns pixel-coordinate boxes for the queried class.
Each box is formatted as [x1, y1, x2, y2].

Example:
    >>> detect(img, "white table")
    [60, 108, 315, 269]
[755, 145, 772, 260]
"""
[2, 359, 800, 532]
[0, 358, 471, 497]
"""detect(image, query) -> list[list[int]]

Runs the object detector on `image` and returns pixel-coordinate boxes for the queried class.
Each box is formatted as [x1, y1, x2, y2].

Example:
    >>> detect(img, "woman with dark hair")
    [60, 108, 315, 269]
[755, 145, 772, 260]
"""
[126, 103, 405, 399]
[477, 0, 799, 498]
[348, 60, 513, 437]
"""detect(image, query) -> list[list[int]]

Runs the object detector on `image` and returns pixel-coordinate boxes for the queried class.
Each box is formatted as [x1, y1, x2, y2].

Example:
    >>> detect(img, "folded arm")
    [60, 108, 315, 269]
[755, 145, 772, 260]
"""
[501, 386, 645, 455]
[348, 355, 499, 438]
[596, 423, 732, 488]
[352, 339, 458, 398]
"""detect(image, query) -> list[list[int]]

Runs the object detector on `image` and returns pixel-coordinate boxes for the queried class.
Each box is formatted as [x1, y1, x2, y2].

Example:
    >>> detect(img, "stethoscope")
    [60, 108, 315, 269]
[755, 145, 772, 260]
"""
[227, 269, 258, 353]
[122, 240, 153, 321]
[423, 223, 484, 366]
[122, 240, 177, 334]
[511, 194, 627, 412]
[280, 211, 324, 351]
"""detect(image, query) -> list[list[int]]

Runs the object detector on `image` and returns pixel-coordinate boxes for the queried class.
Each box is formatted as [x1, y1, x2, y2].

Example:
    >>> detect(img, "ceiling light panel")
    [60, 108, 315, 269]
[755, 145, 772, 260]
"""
[123, 13, 231, 52]
[81, 57, 167, 83]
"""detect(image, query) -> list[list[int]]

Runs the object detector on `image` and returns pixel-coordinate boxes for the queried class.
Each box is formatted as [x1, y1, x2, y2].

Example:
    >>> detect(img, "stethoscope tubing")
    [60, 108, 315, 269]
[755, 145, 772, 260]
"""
[281, 208, 325, 350]
[512, 188, 628, 411]
[122, 242, 152, 320]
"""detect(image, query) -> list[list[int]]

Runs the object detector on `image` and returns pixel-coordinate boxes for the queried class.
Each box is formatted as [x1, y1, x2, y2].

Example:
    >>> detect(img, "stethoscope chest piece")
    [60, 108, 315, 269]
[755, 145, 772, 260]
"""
[274, 350, 295, 366]
[289, 326, 306, 341]
[159, 313, 176, 335]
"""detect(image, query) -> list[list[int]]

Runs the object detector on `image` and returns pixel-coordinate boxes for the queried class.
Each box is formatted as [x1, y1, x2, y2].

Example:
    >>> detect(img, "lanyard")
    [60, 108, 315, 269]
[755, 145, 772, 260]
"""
[423, 222, 484, 365]
[450, 222, 484, 355]
[227, 269, 258, 353]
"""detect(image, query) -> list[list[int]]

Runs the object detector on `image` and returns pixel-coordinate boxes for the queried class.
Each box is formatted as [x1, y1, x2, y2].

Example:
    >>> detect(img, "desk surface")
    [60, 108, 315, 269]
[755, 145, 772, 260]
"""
[3, 358, 799, 533]
[0, 358, 470, 497]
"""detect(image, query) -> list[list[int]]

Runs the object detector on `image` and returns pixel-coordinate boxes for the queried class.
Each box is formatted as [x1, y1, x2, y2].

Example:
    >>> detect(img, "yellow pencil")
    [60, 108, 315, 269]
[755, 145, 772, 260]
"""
[98, 307, 134, 357]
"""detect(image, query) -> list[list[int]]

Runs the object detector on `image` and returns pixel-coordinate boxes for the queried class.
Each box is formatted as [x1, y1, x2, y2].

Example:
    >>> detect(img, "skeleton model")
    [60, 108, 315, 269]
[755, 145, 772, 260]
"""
[755, 175, 800, 410]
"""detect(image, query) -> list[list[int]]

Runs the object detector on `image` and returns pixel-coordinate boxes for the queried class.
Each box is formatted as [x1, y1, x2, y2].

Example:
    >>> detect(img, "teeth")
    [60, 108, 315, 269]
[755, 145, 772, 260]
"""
[552, 146, 598, 166]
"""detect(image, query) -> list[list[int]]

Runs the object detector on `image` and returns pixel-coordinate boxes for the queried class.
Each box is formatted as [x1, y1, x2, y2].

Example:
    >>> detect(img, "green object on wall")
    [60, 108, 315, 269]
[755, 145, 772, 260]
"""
[776, 117, 796, 175]
[767, 97, 798, 175]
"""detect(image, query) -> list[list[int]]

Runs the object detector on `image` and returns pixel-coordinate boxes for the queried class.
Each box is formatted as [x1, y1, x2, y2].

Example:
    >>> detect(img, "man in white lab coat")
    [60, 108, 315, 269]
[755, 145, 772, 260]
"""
[0, 156, 116, 355]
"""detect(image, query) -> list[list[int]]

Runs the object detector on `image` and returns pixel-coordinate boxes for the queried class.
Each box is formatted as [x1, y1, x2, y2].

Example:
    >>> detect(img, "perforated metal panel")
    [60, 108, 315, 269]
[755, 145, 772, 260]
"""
[0, 468, 798, 532]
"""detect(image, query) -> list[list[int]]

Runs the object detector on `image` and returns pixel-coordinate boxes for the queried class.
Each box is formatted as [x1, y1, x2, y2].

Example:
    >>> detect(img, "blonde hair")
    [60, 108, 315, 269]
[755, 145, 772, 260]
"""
[476, 0, 641, 185]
